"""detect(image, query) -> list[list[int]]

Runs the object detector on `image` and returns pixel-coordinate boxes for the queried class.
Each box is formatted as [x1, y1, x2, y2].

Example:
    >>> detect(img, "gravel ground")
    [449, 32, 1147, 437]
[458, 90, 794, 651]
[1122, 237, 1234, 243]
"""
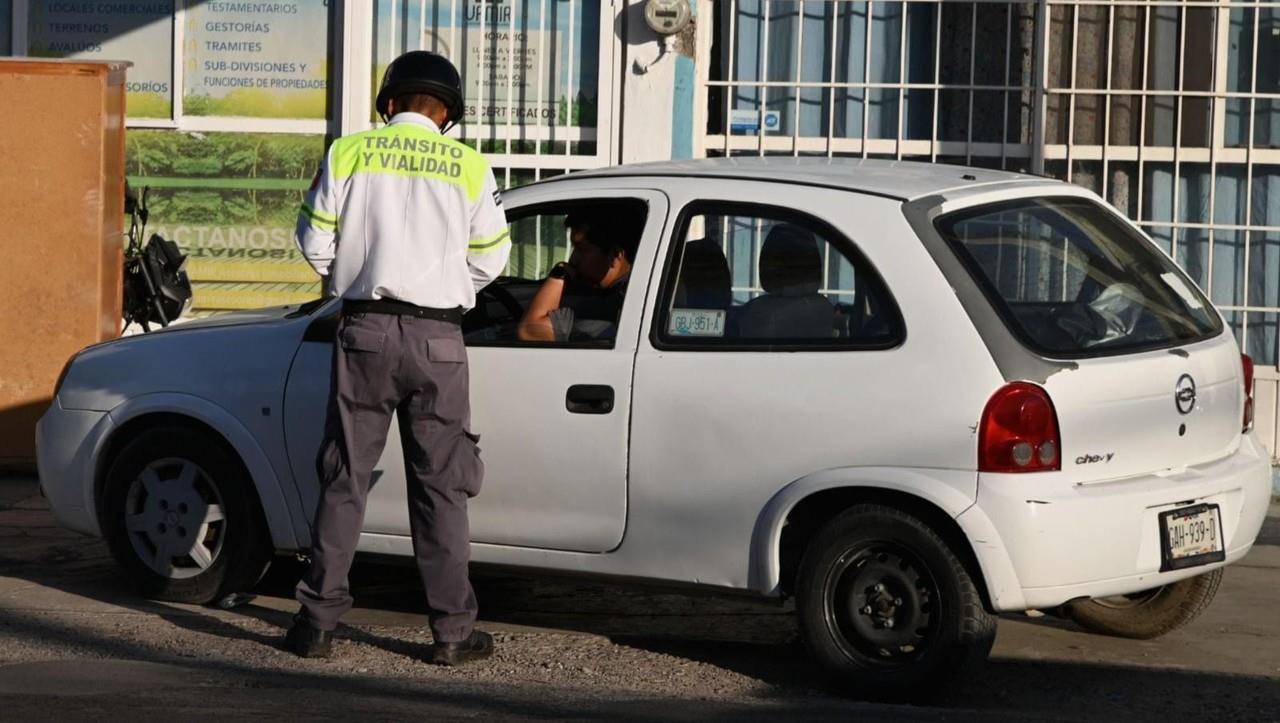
[1, 475, 1278, 721]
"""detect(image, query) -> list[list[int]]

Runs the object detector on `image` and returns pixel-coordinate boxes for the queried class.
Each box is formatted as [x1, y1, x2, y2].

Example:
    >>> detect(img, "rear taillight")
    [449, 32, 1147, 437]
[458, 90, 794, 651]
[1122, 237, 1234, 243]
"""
[1242, 353, 1255, 433]
[979, 383, 1061, 473]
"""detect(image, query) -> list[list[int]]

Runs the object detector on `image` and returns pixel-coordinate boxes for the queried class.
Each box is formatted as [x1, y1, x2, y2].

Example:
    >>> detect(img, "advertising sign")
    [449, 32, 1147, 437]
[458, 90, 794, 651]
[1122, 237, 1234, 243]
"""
[729, 109, 780, 134]
[127, 130, 325, 312]
[183, 1, 330, 119]
[27, 1, 174, 118]
[375, 0, 599, 127]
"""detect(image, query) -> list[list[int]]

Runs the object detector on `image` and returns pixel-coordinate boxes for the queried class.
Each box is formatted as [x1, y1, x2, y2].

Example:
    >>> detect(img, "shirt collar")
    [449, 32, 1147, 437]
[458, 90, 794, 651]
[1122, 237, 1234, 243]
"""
[607, 275, 631, 294]
[388, 112, 441, 132]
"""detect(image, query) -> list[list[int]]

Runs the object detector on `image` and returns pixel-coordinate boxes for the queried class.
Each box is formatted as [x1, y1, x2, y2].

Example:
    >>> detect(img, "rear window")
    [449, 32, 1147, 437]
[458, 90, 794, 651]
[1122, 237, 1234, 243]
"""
[935, 197, 1223, 357]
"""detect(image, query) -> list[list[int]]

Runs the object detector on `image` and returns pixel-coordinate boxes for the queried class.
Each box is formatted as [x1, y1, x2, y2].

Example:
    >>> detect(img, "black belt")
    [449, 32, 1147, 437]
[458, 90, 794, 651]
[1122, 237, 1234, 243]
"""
[344, 298, 463, 324]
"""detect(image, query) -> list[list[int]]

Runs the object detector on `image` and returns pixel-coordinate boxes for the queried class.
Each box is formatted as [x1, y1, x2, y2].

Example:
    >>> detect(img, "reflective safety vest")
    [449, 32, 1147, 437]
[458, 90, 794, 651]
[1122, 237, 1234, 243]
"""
[296, 112, 511, 310]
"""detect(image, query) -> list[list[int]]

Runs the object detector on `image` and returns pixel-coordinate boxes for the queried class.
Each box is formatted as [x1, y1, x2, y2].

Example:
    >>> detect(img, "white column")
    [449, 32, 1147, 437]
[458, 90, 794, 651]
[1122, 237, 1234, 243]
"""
[340, 0, 375, 137]
[620, 0, 684, 164]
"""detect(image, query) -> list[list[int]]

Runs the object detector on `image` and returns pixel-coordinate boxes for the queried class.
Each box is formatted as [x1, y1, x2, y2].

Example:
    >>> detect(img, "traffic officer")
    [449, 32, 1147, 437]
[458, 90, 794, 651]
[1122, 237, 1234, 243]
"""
[286, 51, 510, 666]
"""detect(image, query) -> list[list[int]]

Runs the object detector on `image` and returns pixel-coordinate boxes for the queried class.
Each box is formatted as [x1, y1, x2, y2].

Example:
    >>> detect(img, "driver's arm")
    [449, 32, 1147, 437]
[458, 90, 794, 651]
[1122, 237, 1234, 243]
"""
[517, 265, 570, 341]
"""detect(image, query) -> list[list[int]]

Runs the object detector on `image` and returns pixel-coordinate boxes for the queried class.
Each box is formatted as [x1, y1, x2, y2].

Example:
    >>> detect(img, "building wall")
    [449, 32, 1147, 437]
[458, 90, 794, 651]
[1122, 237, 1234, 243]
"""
[7, 0, 334, 314]
[5, 0, 1280, 458]
[3, 0, 620, 314]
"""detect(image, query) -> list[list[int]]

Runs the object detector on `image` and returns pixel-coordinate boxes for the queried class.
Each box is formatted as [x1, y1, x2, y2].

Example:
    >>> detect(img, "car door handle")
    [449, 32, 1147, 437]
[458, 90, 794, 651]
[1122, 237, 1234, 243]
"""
[566, 385, 614, 414]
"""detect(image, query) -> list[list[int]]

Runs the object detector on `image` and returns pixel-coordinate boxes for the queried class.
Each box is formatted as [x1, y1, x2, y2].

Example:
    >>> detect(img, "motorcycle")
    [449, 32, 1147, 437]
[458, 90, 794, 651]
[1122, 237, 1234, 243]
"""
[122, 185, 193, 333]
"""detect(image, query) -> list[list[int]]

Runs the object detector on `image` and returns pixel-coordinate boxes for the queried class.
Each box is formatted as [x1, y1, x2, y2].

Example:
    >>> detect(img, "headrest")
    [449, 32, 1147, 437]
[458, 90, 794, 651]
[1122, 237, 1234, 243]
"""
[759, 224, 822, 296]
[675, 239, 733, 310]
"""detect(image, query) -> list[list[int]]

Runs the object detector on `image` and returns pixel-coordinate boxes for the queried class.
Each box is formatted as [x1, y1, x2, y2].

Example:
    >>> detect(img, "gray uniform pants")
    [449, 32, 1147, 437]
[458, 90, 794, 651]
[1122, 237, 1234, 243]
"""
[295, 311, 483, 643]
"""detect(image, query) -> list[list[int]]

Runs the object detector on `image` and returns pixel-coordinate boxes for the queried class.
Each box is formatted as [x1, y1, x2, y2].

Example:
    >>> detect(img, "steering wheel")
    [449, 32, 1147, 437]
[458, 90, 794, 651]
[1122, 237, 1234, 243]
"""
[466, 282, 526, 338]
[481, 283, 525, 320]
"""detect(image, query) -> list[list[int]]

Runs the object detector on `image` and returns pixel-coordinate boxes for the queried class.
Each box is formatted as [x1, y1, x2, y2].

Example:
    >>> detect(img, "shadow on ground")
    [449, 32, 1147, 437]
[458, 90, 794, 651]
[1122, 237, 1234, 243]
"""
[2, 475, 1278, 720]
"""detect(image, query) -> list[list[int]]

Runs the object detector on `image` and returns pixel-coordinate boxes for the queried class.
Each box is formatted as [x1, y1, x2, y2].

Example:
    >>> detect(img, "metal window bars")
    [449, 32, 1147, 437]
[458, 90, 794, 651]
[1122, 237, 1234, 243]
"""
[375, 0, 616, 185]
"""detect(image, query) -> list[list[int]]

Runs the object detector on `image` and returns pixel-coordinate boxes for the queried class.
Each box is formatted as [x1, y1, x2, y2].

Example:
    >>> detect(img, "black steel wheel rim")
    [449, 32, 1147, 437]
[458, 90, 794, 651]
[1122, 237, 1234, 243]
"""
[821, 541, 942, 668]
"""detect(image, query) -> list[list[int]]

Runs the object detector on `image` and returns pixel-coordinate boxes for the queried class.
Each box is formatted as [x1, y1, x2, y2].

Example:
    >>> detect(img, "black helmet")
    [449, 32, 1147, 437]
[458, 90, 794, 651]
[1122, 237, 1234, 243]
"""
[376, 51, 464, 127]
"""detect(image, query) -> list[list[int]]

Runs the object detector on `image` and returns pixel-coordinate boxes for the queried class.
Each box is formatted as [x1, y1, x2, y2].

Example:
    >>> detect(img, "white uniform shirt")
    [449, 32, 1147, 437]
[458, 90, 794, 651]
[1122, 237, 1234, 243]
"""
[295, 113, 511, 309]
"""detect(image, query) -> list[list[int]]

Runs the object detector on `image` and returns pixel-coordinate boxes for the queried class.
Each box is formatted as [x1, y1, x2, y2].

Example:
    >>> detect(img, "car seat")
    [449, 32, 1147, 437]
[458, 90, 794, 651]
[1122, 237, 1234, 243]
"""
[673, 238, 733, 311]
[736, 224, 836, 339]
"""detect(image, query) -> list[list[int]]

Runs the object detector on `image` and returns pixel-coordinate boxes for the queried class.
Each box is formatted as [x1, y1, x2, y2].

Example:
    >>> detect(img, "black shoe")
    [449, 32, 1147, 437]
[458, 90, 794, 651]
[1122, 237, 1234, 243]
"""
[285, 615, 333, 659]
[430, 630, 494, 666]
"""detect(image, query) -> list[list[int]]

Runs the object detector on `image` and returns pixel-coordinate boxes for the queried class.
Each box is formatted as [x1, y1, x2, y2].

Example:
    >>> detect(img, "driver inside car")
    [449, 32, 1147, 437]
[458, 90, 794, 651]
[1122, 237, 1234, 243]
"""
[517, 205, 644, 343]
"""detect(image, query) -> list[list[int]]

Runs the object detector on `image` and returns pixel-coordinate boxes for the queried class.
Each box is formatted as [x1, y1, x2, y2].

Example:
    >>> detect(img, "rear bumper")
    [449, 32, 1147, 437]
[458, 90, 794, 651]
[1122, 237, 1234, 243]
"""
[35, 399, 111, 538]
[959, 433, 1272, 612]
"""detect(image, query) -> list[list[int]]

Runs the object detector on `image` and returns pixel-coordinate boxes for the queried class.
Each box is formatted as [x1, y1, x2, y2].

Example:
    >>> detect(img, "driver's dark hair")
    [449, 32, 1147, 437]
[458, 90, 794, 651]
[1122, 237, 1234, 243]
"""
[564, 201, 646, 263]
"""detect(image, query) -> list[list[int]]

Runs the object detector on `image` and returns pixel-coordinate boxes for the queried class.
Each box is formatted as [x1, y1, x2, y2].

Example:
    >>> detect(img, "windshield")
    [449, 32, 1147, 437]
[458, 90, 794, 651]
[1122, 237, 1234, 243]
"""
[935, 196, 1223, 357]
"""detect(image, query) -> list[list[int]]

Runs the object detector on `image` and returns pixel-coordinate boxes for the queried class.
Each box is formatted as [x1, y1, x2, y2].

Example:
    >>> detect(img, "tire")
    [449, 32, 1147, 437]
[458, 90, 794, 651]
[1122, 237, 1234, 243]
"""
[100, 426, 272, 604]
[795, 504, 996, 702]
[1062, 569, 1223, 640]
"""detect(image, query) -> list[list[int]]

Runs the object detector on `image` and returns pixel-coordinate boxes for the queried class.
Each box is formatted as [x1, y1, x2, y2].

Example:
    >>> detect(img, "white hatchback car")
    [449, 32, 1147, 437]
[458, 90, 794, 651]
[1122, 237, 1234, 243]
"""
[38, 159, 1272, 698]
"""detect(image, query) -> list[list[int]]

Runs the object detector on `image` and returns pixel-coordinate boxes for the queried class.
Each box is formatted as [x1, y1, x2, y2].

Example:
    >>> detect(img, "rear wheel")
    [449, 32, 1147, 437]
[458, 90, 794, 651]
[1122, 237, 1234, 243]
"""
[101, 426, 272, 604]
[1062, 569, 1223, 639]
[795, 504, 996, 702]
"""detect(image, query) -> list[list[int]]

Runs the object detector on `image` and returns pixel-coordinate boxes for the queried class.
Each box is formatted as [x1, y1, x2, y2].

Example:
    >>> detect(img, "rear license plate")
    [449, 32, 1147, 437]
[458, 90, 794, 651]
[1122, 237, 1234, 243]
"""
[1159, 503, 1225, 572]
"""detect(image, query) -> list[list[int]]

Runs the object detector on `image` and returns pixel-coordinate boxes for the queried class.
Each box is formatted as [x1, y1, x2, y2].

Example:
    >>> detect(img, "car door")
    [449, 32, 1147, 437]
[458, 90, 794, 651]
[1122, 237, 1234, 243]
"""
[282, 187, 668, 553]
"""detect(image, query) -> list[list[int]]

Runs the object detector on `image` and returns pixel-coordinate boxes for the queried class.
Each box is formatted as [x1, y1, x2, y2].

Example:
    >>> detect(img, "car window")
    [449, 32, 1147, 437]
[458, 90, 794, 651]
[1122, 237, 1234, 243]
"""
[935, 196, 1223, 357]
[463, 199, 649, 348]
[654, 204, 902, 349]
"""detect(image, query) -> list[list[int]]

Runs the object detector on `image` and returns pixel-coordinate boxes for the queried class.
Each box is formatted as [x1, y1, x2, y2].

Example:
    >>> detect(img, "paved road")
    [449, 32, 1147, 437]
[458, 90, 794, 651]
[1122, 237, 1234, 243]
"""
[0, 474, 1277, 721]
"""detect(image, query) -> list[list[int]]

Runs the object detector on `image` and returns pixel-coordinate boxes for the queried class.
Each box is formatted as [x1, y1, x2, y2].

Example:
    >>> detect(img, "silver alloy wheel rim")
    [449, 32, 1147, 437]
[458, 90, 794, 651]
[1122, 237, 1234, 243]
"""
[124, 457, 226, 579]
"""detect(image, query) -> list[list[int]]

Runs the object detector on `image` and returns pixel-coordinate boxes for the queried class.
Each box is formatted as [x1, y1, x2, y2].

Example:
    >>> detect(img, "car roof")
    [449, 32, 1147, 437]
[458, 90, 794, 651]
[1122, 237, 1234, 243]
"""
[541, 157, 1053, 202]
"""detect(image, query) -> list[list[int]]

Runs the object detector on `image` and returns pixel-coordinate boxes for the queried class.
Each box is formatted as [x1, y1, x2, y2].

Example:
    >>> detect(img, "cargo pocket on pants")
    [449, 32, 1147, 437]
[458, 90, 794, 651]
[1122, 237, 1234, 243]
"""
[340, 321, 387, 353]
[460, 430, 484, 498]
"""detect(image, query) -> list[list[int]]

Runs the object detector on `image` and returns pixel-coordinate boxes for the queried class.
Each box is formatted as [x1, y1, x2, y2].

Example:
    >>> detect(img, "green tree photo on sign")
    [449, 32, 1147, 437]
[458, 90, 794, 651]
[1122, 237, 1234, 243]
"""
[127, 131, 323, 227]
[126, 131, 327, 313]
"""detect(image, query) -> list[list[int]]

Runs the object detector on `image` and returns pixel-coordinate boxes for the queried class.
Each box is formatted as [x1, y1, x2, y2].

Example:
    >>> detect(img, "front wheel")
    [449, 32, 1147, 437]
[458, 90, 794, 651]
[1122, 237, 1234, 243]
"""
[795, 505, 996, 702]
[1062, 569, 1223, 639]
[101, 426, 272, 604]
